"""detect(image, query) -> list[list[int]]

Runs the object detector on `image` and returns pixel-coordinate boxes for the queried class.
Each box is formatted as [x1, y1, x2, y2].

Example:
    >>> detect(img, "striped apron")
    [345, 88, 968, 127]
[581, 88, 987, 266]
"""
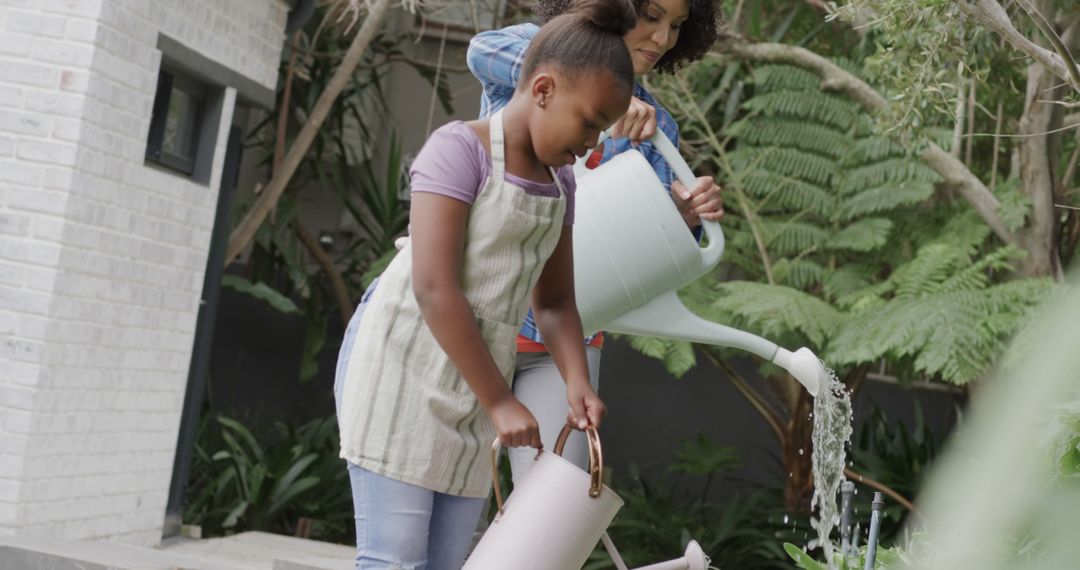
[338, 110, 568, 497]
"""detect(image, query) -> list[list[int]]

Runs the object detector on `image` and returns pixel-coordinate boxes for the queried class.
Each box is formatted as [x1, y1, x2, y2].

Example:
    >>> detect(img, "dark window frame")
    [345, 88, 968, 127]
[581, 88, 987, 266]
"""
[146, 66, 207, 175]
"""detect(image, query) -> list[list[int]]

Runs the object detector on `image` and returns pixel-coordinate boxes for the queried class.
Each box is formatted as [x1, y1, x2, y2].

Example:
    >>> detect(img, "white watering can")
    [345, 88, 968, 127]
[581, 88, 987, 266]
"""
[570, 131, 823, 396]
[464, 424, 711, 570]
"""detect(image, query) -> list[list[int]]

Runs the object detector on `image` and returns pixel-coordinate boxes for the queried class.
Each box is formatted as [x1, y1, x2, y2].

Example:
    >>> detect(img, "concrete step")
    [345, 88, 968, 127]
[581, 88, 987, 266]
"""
[0, 534, 244, 570]
[161, 531, 353, 570]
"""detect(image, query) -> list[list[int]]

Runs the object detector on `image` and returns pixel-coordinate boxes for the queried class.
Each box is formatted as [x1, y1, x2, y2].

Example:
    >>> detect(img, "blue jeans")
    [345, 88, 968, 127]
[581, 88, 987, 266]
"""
[347, 463, 487, 569]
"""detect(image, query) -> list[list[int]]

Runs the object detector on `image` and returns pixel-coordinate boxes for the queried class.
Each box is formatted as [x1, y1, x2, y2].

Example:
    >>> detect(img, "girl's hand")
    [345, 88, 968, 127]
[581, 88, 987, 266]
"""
[672, 175, 724, 228]
[611, 96, 657, 144]
[566, 379, 607, 430]
[489, 397, 542, 449]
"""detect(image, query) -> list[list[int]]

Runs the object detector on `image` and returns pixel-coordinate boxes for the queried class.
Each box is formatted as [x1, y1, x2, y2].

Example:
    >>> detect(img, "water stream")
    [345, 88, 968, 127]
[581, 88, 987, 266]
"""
[809, 366, 854, 568]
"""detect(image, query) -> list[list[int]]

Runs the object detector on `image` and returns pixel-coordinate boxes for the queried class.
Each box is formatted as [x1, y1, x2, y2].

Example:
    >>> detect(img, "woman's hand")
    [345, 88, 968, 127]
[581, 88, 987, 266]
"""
[672, 175, 724, 229]
[489, 396, 543, 449]
[566, 378, 607, 430]
[611, 96, 657, 144]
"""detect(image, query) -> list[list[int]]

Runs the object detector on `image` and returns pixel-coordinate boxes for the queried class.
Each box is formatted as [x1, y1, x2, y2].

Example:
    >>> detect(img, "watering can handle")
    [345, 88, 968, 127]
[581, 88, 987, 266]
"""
[647, 131, 726, 268]
[585, 130, 726, 268]
[489, 424, 604, 515]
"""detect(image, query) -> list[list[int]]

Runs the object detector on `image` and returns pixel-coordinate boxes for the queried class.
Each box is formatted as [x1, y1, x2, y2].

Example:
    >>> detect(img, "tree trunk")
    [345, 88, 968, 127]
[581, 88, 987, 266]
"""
[224, 0, 394, 266]
[1016, 6, 1067, 278]
[782, 388, 815, 514]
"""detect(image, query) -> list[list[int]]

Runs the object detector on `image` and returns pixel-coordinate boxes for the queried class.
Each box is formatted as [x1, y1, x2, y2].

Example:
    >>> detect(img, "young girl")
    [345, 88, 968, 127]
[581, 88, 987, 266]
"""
[467, 0, 725, 485]
[334, 0, 638, 567]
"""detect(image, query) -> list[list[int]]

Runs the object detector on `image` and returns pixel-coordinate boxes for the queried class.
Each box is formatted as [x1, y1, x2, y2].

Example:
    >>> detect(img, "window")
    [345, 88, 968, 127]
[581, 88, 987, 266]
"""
[146, 67, 207, 175]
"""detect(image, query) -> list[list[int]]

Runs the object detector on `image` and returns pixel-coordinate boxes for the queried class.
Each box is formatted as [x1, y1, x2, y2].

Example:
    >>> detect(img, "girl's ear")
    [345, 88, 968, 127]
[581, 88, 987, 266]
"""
[530, 72, 556, 109]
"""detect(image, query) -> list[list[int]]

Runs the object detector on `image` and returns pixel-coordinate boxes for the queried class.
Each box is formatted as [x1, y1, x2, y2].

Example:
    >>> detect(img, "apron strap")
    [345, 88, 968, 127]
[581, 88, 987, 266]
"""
[490, 110, 506, 180]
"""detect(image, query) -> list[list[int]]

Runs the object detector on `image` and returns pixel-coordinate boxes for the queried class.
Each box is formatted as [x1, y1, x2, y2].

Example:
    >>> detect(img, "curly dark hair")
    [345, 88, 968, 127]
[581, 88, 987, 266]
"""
[533, 0, 718, 74]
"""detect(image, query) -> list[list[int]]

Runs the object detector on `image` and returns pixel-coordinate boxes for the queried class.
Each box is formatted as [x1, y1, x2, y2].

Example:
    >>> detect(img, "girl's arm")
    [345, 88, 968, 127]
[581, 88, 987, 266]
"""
[466, 23, 536, 90]
[530, 229, 606, 430]
[410, 192, 541, 449]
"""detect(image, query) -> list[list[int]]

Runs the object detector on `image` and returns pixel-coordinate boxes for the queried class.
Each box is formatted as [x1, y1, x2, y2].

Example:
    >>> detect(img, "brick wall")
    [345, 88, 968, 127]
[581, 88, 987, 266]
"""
[0, 0, 287, 546]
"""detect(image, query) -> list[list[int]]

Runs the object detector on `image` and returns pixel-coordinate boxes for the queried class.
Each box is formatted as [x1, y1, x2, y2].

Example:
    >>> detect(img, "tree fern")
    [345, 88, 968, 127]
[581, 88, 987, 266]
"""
[630, 61, 1056, 386]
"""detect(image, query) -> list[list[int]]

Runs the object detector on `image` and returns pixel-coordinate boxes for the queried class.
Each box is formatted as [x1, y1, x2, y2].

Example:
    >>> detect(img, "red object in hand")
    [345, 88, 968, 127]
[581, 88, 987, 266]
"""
[585, 143, 604, 170]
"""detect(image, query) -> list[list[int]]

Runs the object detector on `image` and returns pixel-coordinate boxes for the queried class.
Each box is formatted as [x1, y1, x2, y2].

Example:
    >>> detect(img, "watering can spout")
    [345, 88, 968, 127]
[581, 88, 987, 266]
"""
[604, 291, 821, 396]
[771, 346, 824, 397]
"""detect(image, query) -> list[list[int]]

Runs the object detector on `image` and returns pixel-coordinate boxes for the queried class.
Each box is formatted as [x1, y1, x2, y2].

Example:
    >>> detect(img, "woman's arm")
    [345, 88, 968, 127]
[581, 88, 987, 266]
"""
[530, 229, 606, 430]
[466, 23, 536, 90]
[410, 193, 541, 449]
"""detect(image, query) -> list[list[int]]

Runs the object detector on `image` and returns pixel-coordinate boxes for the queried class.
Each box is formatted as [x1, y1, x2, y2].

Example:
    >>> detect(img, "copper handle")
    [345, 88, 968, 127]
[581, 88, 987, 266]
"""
[490, 423, 604, 515]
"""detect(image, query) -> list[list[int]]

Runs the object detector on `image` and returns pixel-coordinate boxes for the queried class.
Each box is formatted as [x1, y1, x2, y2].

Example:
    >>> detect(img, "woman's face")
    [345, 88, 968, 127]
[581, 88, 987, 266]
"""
[623, 0, 690, 75]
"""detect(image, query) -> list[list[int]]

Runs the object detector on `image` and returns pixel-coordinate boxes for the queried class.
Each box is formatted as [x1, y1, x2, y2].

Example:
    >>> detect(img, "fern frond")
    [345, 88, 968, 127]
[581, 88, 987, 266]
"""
[934, 246, 1023, 294]
[833, 182, 935, 221]
[711, 282, 845, 347]
[825, 218, 893, 252]
[891, 243, 969, 298]
[627, 335, 697, 378]
[839, 157, 940, 195]
[752, 65, 822, 92]
[730, 147, 839, 187]
[761, 219, 830, 256]
[741, 91, 858, 131]
[727, 117, 852, 161]
[740, 171, 836, 216]
[774, 258, 825, 289]
[845, 136, 909, 164]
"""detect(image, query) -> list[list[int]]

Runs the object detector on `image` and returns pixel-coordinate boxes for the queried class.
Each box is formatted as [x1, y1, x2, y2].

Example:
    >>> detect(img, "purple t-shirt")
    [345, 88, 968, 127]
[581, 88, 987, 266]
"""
[409, 121, 575, 225]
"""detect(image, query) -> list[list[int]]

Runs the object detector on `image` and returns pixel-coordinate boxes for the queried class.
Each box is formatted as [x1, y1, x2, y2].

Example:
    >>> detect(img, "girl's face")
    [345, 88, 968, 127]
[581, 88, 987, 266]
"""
[528, 70, 631, 168]
[623, 0, 690, 75]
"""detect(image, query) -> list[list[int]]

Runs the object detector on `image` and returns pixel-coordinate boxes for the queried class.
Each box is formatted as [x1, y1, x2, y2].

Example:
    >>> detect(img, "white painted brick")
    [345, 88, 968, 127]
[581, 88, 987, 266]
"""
[17, 140, 77, 166]
[1, 407, 34, 432]
[0, 456, 24, 479]
[64, 18, 97, 42]
[0, 136, 14, 157]
[29, 216, 64, 241]
[58, 69, 89, 93]
[0, 311, 15, 334]
[4, 10, 65, 38]
[42, 0, 103, 18]
[32, 38, 94, 67]
[8, 187, 68, 215]
[0, 33, 33, 57]
[0, 385, 36, 410]
[3, 361, 40, 386]
[41, 167, 73, 190]
[0, 262, 26, 287]
[0, 60, 59, 88]
[0, 110, 51, 136]
[0, 212, 30, 236]
[0, 160, 42, 186]
[51, 117, 81, 141]
[0, 84, 22, 107]
[24, 90, 84, 117]
[15, 313, 47, 338]
[0, 285, 50, 316]
[0, 479, 20, 502]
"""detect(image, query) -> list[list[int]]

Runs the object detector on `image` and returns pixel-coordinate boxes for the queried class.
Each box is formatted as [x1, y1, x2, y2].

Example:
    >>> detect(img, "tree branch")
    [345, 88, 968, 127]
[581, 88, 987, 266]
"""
[959, 0, 1080, 95]
[712, 35, 1021, 248]
[225, 0, 395, 266]
[844, 467, 918, 514]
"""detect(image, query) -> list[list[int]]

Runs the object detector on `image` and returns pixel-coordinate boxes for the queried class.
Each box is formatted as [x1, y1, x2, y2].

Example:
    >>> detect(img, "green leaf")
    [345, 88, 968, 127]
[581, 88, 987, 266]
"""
[221, 275, 301, 315]
[784, 542, 829, 569]
[826, 218, 893, 252]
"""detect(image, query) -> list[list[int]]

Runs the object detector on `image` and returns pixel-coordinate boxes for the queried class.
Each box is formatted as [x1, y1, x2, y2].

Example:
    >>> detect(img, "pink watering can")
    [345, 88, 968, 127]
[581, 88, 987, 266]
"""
[570, 132, 823, 396]
[463, 425, 710, 570]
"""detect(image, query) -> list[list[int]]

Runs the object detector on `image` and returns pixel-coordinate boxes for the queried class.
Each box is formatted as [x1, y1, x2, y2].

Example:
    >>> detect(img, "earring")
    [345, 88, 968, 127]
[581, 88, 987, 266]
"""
[539, 97, 546, 108]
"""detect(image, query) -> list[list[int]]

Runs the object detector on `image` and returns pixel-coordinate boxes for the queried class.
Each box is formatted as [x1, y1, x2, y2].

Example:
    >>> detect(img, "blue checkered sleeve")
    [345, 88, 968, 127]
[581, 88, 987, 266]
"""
[467, 23, 539, 118]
